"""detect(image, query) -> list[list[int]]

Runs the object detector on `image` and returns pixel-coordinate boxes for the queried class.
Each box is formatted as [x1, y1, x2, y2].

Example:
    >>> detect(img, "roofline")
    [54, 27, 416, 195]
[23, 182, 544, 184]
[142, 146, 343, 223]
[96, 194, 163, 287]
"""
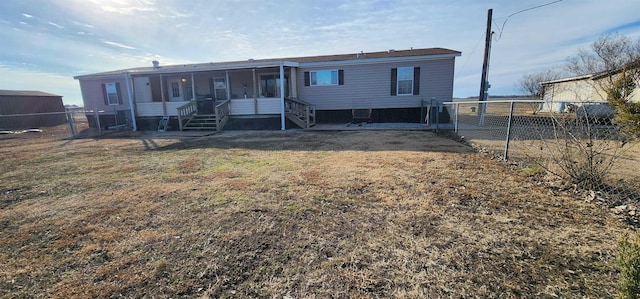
[74, 50, 461, 80]
[128, 60, 300, 76]
[74, 61, 300, 79]
[541, 60, 640, 85]
[540, 74, 592, 85]
[73, 73, 127, 80]
[298, 53, 460, 67]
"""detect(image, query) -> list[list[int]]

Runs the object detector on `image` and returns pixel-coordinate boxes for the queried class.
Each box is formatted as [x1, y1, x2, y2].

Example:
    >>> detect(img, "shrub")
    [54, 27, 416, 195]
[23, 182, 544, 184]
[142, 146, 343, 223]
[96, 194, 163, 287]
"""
[617, 231, 640, 299]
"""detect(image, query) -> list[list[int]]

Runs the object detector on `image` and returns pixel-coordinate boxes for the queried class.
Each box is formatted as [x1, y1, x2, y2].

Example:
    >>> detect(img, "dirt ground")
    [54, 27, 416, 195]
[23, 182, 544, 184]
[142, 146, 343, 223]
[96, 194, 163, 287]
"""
[0, 129, 632, 298]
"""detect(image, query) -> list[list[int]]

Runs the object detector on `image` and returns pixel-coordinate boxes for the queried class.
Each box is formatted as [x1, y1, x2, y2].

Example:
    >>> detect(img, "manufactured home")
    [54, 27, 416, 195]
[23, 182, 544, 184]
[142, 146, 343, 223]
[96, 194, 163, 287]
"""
[74, 47, 461, 131]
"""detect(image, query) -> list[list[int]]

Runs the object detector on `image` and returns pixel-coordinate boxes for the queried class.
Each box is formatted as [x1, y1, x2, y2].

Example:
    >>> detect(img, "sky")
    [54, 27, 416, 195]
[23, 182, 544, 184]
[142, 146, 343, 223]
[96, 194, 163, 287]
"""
[0, 0, 639, 106]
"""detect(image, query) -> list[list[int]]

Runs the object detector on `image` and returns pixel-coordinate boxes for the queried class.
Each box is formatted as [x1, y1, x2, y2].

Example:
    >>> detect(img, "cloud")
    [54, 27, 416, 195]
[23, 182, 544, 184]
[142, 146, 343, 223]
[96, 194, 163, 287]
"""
[48, 22, 64, 29]
[0, 64, 82, 105]
[2, 0, 640, 104]
[103, 41, 137, 50]
[71, 20, 94, 28]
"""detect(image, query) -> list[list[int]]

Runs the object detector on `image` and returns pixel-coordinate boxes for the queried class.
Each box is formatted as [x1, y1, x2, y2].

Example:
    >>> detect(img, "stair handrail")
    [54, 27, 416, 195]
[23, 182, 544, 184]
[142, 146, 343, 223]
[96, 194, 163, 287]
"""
[177, 100, 198, 131]
[214, 99, 231, 131]
[285, 98, 316, 128]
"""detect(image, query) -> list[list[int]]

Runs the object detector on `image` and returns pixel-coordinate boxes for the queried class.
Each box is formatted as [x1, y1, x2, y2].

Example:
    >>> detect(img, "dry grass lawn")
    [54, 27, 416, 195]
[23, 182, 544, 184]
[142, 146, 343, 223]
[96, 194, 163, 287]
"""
[0, 129, 631, 298]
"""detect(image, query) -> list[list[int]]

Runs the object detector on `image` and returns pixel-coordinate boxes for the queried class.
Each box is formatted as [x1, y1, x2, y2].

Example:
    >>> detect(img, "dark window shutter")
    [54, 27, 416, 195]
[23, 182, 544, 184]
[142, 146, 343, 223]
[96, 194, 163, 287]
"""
[390, 68, 397, 96]
[116, 83, 123, 104]
[102, 83, 108, 105]
[413, 67, 420, 95]
[304, 72, 310, 86]
[338, 70, 344, 85]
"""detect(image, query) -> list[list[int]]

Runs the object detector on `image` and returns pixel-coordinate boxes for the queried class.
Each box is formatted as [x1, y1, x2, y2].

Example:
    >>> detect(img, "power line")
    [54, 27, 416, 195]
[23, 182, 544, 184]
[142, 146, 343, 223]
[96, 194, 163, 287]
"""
[455, 29, 486, 81]
[494, 0, 563, 41]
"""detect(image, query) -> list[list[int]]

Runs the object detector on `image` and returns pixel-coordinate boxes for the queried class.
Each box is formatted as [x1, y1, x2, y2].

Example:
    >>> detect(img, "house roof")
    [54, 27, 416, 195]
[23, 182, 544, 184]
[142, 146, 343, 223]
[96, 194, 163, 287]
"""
[0, 90, 61, 97]
[75, 47, 461, 79]
[590, 59, 640, 80]
[540, 75, 592, 85]
[542, 60, 640, 85]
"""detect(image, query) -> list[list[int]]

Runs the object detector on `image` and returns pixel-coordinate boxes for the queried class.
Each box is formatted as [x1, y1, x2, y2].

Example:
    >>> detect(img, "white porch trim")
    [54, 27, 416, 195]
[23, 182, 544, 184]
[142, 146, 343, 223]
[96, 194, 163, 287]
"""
[279, 63, 285, 130]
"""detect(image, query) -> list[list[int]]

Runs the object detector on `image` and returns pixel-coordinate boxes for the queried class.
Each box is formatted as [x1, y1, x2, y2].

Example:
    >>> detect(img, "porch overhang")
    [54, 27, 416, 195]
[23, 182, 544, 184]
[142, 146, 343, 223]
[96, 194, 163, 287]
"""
[124, 60, 299, 77]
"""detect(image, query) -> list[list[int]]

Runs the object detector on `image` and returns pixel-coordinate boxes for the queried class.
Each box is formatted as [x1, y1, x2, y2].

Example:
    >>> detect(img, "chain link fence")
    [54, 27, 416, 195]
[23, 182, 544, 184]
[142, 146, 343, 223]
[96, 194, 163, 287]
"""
[0, 109, 132, 141]
[442, 99, 640, 203]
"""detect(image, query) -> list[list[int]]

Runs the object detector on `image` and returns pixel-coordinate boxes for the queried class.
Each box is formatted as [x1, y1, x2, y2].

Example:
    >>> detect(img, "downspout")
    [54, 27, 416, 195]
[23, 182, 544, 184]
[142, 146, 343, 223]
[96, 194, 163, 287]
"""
[160, 75, 167, 115]
[124, 73, 137, 131]
[280, 63, 285, 130]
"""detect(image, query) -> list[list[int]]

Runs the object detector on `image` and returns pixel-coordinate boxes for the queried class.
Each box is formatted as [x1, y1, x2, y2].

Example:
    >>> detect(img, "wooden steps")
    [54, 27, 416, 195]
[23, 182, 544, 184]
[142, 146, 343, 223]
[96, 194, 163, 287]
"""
[182, 114, 218, 130]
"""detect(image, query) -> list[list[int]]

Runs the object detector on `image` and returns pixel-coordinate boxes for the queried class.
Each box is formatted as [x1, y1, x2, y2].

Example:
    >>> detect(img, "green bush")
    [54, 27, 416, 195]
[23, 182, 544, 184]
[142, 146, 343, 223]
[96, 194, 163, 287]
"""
[618, 231, 640, 299]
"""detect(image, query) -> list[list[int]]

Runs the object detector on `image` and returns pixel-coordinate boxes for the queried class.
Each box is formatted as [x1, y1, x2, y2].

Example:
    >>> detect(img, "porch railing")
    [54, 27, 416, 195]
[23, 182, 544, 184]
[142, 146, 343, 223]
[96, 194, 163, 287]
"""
[285, 98, 316, 129]
[215, 99, 231, 131]
[177, 100, 198, 131]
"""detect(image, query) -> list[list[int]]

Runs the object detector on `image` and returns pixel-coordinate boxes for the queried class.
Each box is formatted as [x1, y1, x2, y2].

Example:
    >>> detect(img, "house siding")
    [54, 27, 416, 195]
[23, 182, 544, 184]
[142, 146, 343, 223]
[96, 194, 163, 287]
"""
[296, 57, 455, 110]
[79, 77, 131, 112]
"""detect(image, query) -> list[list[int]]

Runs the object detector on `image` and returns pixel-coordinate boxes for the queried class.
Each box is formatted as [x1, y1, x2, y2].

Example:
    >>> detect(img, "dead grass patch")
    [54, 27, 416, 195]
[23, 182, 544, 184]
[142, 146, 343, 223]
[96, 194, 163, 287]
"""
[0, 130, 631, 298]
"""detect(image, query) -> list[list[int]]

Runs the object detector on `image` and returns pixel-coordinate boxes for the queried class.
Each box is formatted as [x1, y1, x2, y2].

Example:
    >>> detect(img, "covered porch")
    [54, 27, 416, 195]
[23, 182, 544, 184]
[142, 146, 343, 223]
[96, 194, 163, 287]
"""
[130, 62, 315, 131]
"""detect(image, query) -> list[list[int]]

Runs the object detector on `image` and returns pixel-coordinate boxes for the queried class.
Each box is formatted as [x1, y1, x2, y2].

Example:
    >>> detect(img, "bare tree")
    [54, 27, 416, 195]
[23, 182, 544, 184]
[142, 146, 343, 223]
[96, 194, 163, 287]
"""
[516, 69, 562, 114]
[566, 33, 640, 98]
[565, 33, 640, 139]
[516, 69, 563, 98]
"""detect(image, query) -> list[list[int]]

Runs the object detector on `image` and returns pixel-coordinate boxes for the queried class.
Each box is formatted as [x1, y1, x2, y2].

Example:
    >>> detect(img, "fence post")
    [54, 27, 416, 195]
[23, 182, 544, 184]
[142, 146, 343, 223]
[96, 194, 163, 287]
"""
[504, 101, 515, 161]
[420, 99, 425, 124]
[66, 110, 76, 138]
[435, 102, 440, 132]
[454, 102, 459, 133]
[94, 109, 102, 136]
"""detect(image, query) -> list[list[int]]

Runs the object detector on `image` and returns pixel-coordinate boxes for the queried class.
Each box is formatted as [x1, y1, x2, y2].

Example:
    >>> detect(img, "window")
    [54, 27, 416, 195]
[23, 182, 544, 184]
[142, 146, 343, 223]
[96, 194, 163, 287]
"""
[171, 82, 180, 97]
[397, 67, 413, 95]
[304, 70, 344, 86]
[391, 67, 420, 96]
[103, 82, 121, 105]
[311, 70, 337, 86]
[259, 74, 288, 98]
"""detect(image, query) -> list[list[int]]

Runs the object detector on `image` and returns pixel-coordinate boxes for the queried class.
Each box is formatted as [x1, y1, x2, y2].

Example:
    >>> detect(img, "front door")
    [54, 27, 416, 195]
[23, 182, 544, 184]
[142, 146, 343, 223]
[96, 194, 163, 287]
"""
[168, 79, 183, 102]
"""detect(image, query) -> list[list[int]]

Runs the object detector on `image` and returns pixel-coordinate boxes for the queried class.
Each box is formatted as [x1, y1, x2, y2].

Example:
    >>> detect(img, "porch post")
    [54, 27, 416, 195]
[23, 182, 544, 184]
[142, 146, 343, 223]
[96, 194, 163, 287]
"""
[280, 63, 285, 130]
[124, 73, 137, 131]
[225, 71, 231, 100]
[160, 75, 167, 116]
[191, 73, 196, 101]
[290, 67, 297, 99]
[252, 68, 258, 114]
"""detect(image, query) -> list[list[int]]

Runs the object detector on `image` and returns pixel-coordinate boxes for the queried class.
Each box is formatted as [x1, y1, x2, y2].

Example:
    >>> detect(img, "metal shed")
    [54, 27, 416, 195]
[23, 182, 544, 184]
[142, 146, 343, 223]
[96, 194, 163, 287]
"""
[0, 90, 67, 130]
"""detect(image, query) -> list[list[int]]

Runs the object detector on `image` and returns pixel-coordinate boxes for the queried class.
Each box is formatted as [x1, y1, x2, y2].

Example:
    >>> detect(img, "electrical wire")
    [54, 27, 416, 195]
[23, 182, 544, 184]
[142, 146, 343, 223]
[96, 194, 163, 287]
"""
[455, 29, 486, 81]
[493, 0, 563, 42]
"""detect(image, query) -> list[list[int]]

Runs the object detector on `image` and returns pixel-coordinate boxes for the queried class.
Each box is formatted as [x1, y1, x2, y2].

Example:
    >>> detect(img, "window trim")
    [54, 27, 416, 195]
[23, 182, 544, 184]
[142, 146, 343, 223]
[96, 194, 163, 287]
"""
[104, 82, 120, 105]
[396, 67, 414, 96]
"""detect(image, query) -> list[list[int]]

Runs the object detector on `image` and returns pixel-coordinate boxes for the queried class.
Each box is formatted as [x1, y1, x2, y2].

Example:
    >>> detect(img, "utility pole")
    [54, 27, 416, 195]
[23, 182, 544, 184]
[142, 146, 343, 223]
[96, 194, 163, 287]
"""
[478, 8, 493, 124]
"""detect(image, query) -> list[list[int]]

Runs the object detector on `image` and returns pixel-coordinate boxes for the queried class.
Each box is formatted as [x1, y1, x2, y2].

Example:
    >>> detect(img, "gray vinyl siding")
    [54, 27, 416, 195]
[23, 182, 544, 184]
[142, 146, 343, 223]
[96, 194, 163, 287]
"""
[79, 77, 131, 112]
[296, 58, 455, 110]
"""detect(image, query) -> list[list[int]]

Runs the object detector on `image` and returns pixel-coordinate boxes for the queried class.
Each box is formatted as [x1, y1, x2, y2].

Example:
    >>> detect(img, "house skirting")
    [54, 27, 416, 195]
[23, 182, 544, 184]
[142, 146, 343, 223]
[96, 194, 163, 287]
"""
[316, 107, 450, 124]
[134, 106, 453, 131]
[86, 111, 129, 130]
